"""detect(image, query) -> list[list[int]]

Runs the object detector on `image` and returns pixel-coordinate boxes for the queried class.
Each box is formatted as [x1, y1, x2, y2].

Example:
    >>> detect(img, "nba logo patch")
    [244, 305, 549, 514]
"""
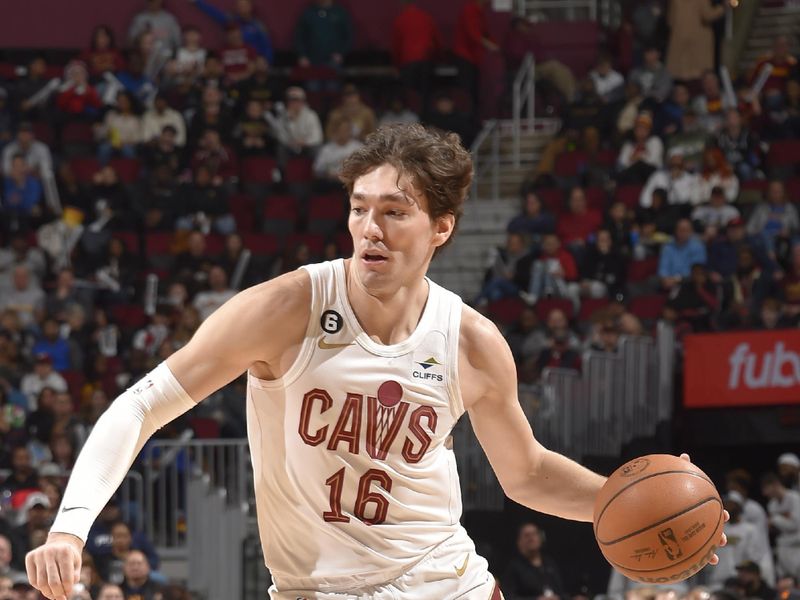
[411, 332, 447, 387]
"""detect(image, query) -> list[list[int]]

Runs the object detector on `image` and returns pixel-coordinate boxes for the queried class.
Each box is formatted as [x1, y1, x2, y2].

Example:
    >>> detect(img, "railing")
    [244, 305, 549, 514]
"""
[512, 53, 536, 168]
[469, 119, 501, 201]
[518, 0, 597, 21]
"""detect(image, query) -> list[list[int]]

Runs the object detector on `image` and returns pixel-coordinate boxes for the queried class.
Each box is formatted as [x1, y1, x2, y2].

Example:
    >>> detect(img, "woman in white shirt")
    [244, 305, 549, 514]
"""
[97, 91, 142, 164]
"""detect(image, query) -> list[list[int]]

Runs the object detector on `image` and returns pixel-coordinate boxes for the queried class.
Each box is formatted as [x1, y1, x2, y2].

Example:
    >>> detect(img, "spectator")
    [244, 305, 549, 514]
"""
[233, 99, 273, 156]
[556, 186, 602, 248]
[294, 0, 353, 69]
[1, 122, 53, 177]
[0, 234, 46, 293]
[0, 535, 25, 585]
[176, 164, 235, 235]
[31, 318, 70, 373]
[81, 25, 125, 80]
[220, 25, 257, 84]
[96, 584, 125, 600]
[46, 267, 93, 321]
[523, 233, 578, 307]
[0, 446, 38, 495]
[9, 491, 50, 564]
[575, 229, 627, 302]
[0, 88, 12, 152]
[749, 36, 797, 99]
[658, 82, 691, 136]
[589, 53, 625, 104]
[235, 56, 281, 112]
[693, 70, 733, 134]
[474, 232, 533, 305]
[713, 491, 773, 586]
[717, 109, 759, 181]
[778, 244, 800, 321]
[313, 117, 363, 184]
[629, 46, 673, 106]
[96, 91, 143, 164]
[187, 86, 234, 147]
[143, 125, 182, 175]
[778, 453, 800, 491]
[268, 87, 324, 157]
[501, 523, 565, 599]
[665, 0, 725, 82]
[604, 201, 634, 258]
[659, 218, 708, 291]
[193, 265, 236, 321]
[95, 521, 137, 584]
[326, 85, 376, 142]
[631, 0, 667, 61]
[665, 109, 708, 172]
[617, 112, 664, 184]
[131, 307, 172, 358]
[54, 60, 103, 120]
[192, 0, 274, 64]
[128, 0, 181, 53]
[424, 91, 476, 148]
[664, 263, 719, 331]
[756, 297, 791, 330]
[640, 150, 702, 208]
[14, 57, 56, 120]
[616, 81, 645, 138]
[452, 0, 498, 111]
[86, 499, 160, 572]
[746, 180, 799, 254]
[20, 356, 67, 410]
[142, 94, 186, 146]
[506, 189, 556, 243]
[761, 472, 800, 580]
[533, 329, 581, 376]
[190, 129, 238, 185]
[378, 97, 420, 127]
[692, 185, 741, 238]
[173, 231, 215, 290]
[3, 154, 44, 222]
[735, 561, 776, 600]
[0, 265, 45, 329]
[698, 147, 739, 203]
[392, 1, 442, 111]
[726, 469, 772, 551]
[173, 26, 207, 83]
[121, 550, 162, 600]
[115, 52, 156, 110]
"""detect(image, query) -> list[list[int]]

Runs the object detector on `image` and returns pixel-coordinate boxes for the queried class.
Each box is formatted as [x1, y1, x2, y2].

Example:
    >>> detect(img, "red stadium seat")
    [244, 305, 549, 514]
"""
[62, 122, 95, 145]
[70, 157, 101, 183]
[111, 304, 148, 330]
[145, 232, 174, 255]
[786, 177, 800, 202]
[242, 233, 280, 256]
[31, 121, 54, 146]
[554, 151, 588, 178]
[584, 186, 607, 211]
[109, 158, 141, 183]
[593, 149, 617, 167]
[335, 231, 354, 255]
[627, 257, 659, 283]
[284, 157, 313, 184]
[262, 195, 298, 234]
[113, 231, 140, 254]
[534, 297, 574, 321]
[189, 417, 221, 439]
[241, 156, 278, 184]
[289, 65, 338, 82]
[286, 233, 325, 255]
[488, 297, 526, 325]
[578, 297, 611, 321]
[61, 370, 86, 401]
[768, 139, 800, 167]
[628, 293, 666, 321]
[0, 62, 17, 80]
[615, 184, 643, 210]
[205, 234, 224, 255]
[538, 187, 565, 215]
[228, 194, 256, 232]
[308, 194, 347, 221]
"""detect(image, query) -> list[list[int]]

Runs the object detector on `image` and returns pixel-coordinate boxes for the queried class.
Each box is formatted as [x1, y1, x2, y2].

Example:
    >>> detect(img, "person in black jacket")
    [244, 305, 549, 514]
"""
[501, 523, 565, 600]
[575, 229, 627, 303]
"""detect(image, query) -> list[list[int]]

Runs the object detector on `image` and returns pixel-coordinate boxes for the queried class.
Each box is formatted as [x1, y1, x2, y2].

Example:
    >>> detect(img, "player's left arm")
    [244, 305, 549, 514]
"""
[459, 307, 606, 522]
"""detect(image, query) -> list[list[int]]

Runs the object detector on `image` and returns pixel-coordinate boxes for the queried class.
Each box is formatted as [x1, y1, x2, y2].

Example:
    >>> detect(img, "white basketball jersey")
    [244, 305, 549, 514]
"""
[246, 259, 467, 591]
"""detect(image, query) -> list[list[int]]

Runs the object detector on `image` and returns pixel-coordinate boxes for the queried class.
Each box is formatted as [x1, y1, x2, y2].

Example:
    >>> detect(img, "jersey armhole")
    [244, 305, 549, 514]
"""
[446, 294, 465, 420]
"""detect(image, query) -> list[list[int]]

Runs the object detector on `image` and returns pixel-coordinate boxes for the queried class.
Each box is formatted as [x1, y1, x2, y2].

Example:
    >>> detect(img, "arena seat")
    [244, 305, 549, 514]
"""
[205, 234, 224, 255]
[111, 304, 148, 330]
[308, 194, 347, 234]
[286, 233, 325, 255]
[242, 233, 280, 256]
[109, 157, 141, 183]
[145, 232, 174, 256]
[534, 297, 574, 321]
[628, 293, 666, 321]
[284, 157, 314, 184]
[488, 297, 526, 326]
[538, 187, 565, 215]
[615, 184, 644, 210]
[31, 121, 54, 146]
[767, 139, 800, 167]
[189, 417, 221, 439]
[578, 297, 611, 321]
[335, 232, 354, 255]
[554, 151, 588, 178]
[61, 122, 95, 146]
[70, 157, 101, 183]
[241, 156, 278, 184]
[113, 231, 140, 254]
[584, 186, 607, 211]
[262, 195, 298, 234]
[627, 257, 659, 283]
[228, 194, 256, 232]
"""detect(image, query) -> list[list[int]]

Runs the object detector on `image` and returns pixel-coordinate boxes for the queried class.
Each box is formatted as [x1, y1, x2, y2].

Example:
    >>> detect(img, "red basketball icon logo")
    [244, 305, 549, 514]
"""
[377, 380, 403, 407]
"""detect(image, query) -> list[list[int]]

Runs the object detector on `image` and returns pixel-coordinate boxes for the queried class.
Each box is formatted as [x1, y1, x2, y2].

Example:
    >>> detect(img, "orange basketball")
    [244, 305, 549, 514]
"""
[593, 454, 724, 585]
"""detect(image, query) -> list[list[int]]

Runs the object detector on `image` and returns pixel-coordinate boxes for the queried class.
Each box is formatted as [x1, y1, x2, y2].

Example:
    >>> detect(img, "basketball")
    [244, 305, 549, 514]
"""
[593, 454, 724, 585]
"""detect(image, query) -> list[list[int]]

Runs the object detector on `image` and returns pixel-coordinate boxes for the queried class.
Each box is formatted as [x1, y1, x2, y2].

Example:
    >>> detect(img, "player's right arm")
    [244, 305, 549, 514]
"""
[26, 270, 311, 600]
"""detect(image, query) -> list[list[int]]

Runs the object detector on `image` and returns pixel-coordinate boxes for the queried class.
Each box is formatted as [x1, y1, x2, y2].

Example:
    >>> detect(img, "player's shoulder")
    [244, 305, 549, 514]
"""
[217, 268, 312, 328]
[458, 304, 514, 372]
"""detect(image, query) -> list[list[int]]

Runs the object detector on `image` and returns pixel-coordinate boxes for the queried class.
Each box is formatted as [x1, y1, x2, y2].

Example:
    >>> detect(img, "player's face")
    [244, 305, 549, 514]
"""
[348, 164, 453, 294]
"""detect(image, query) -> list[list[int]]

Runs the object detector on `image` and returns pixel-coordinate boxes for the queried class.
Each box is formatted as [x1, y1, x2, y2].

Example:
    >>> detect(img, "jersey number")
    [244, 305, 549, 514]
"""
[323, 467, 392, 525]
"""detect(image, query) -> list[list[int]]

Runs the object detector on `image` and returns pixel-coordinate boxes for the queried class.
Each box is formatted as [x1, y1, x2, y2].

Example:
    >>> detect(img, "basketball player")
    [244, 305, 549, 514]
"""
[25, 125, 726, 600]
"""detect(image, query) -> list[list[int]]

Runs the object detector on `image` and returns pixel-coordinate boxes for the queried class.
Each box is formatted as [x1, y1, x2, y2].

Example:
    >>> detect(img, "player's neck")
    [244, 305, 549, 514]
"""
[345, 261, 430, 345]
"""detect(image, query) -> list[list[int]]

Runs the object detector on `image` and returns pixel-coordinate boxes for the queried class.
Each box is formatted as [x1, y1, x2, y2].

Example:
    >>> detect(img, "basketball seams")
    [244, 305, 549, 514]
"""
[593, 470, 715, 537]
[596, 496, 722, 545]
[604, 508, 723, 574]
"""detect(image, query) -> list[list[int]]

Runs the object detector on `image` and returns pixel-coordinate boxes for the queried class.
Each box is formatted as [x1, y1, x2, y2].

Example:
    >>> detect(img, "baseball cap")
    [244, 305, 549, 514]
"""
[778, 452, 800, 468]
[286, 86, 306, 101]
[735, 560, 760, 574]
[34, 352, 52, 364]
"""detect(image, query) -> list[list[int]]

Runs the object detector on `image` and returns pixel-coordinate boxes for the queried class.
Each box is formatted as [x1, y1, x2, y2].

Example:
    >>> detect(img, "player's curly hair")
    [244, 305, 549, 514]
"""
[339, 123, 473, 250]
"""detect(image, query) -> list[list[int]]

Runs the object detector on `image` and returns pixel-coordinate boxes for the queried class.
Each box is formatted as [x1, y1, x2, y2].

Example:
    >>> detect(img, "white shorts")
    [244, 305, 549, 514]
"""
[267, 528, 503, 600]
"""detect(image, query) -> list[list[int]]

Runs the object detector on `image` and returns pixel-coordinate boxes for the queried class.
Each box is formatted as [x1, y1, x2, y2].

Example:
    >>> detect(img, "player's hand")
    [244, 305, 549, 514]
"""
[25, 532, 83, 600]
[679, 453, 729, 565]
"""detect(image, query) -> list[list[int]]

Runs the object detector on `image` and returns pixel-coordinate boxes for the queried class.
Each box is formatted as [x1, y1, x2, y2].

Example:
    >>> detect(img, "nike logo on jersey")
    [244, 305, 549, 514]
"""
[61, 506, 90, 513]
[317, 338, 354, 350]
[455, 554, 470, 577]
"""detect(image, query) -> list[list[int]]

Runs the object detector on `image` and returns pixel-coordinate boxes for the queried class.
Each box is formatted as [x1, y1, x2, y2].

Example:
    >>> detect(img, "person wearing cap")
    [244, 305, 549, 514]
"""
[0, 123, 53, 178]
[692, 185, 741, 240]
[762, 472, 800, 580]
[617, 112, 664, 185]
[19, 356, 67, 411]
[778, 453, 800, 492]
[8, 491, 51, 571]
[267, 87, 323, 157]
[736, 560, 776, 600]
[325, 85, 376, 142]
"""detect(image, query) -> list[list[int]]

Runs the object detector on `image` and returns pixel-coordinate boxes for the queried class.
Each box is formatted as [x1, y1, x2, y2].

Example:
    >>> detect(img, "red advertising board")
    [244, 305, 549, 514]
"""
[684, 330, 800, 408]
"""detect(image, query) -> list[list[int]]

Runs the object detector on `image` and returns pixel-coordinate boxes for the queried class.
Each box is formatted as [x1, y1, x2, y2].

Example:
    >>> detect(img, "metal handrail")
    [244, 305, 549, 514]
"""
[469, 119, 500, 202]
[512, 52, 536, 167]
[520, 0, 597, 21]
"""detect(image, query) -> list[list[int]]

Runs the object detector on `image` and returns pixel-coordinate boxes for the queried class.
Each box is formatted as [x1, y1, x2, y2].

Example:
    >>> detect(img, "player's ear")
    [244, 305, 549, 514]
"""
[432, 213, 455, 248]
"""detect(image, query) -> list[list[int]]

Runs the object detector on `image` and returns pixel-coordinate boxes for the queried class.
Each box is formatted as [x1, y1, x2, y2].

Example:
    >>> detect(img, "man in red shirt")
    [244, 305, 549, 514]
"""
[453, 0, 499, 111]
[523, 233, 579, 308]
[220, 25, 257, 84]
[749, 36, 797, 99]
[392, 1, 442, 112]
[556, 186, 602, 248]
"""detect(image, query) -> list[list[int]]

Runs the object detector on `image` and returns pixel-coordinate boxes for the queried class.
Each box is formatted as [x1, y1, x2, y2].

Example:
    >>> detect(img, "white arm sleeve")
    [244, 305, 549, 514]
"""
[51, 361, 197, 542]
